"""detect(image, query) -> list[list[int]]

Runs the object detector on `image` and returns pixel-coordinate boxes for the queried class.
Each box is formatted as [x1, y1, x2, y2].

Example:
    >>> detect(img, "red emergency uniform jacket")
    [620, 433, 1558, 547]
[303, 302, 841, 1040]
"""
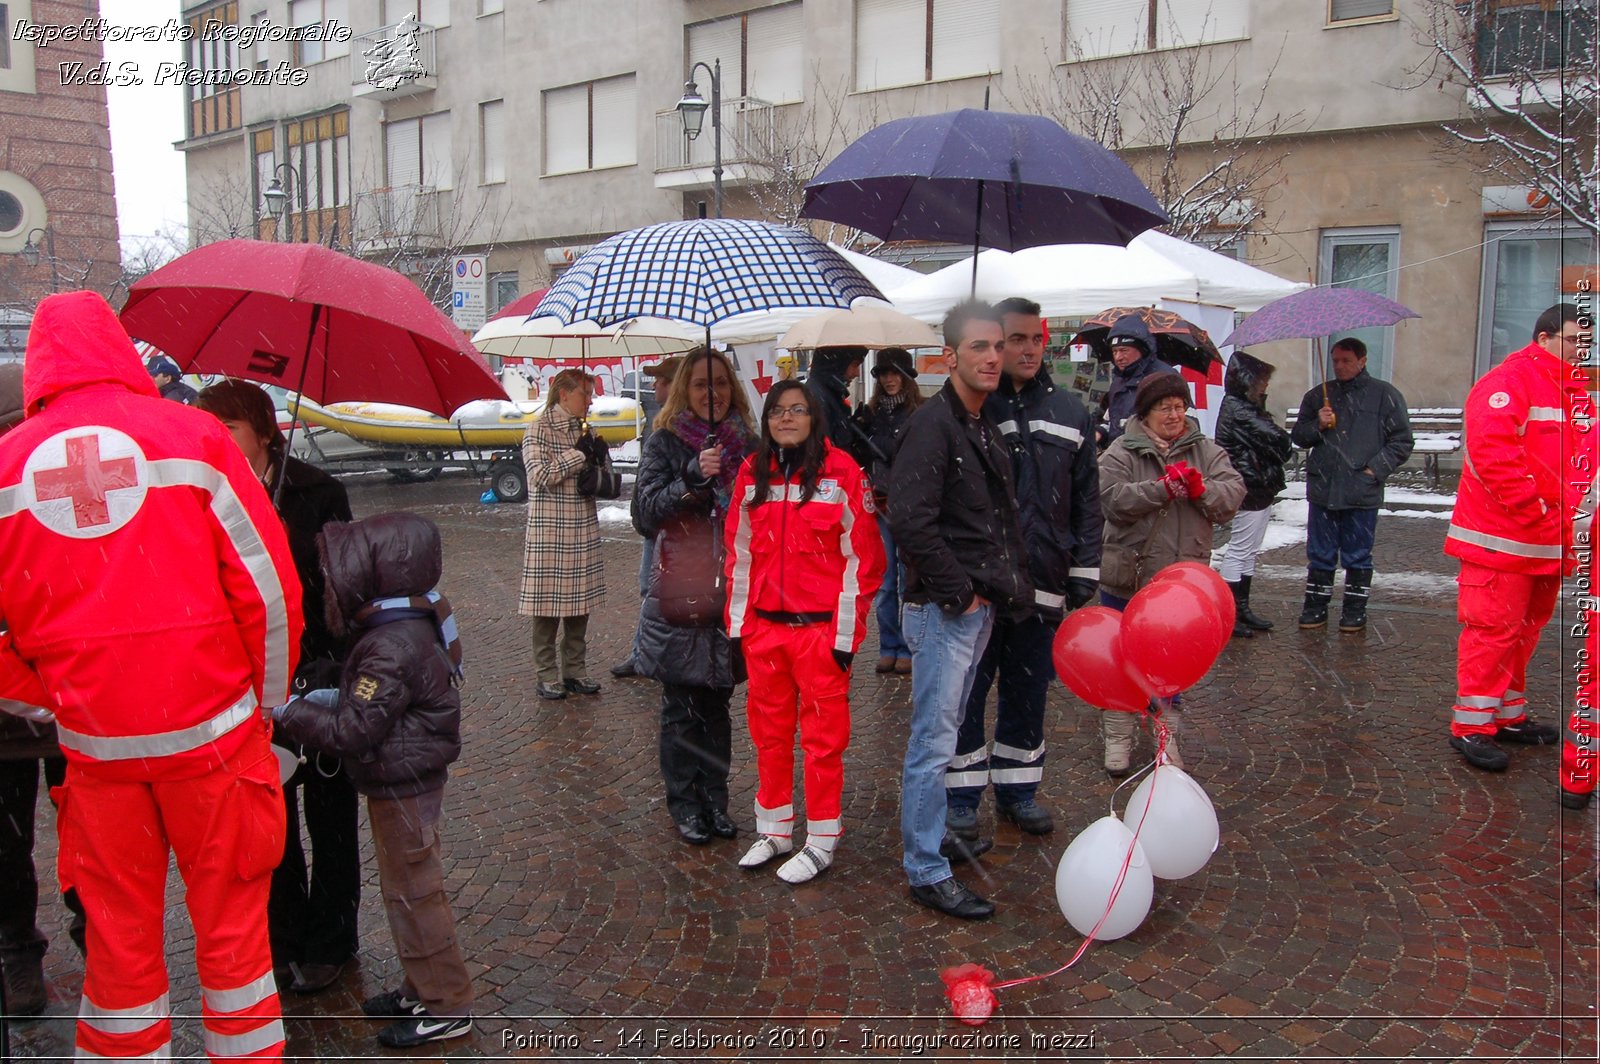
[0, 292, 302, 782]
[1446, 340, 1596, 576]
[724, 442, 885, 655]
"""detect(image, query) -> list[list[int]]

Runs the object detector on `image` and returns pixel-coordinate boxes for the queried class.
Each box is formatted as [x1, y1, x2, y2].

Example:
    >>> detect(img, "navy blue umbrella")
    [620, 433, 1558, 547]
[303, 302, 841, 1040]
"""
[802, 109, 1168, 263]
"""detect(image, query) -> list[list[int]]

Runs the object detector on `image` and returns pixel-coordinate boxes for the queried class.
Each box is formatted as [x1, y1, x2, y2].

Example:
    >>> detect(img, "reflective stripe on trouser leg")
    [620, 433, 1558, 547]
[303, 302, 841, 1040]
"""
[947, 615, 1004, 807]
[158, 737, 286, 1062]
[1453, 564, 1539, 737]
[805, 819, 842, 852]
[1499, 574, 1560, 725]
[792, 622, 851, 825]
[752, 800, 794, 838]
[990, 612, 1054, 804]
[744, 618, 801, 816]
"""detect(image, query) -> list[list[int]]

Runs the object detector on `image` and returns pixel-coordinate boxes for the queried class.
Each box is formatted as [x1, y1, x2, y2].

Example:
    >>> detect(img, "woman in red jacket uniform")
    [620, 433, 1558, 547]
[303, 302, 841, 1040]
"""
[724, 380, 884, 883]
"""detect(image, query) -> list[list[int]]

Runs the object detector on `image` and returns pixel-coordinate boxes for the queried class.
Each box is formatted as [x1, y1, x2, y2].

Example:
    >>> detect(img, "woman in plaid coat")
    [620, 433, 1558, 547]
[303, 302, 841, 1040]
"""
[518, 369, 605, 700]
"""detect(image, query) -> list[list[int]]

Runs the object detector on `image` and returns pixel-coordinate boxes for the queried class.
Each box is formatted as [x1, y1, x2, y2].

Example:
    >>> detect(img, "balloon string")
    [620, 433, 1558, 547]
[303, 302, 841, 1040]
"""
[993, 709, 1167, 994]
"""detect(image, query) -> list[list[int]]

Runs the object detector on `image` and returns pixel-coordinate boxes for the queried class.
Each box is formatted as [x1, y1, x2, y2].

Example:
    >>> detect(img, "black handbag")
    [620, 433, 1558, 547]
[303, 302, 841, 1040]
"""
[575, 433, 621, 499]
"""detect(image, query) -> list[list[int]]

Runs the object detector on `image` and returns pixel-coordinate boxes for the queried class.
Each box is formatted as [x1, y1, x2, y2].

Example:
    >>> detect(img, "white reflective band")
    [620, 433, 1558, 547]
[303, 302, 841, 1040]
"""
[948, 745, 990, 769]
[203, 971, 277, 1014]
[1453, 708, 1497, 725]
[76, 1043, 172, 1061]
[992, 740, 1045, 763]
[1504, 690, 1525, 703]
[1446, 525, 1564, 559]
[203, 1020, 285, 1059]
[990, 767, 1044, 784]
[57, 690, 255, 761]
[944, 770, 989, 788]
[1068, 567, 1100, 580]
[805, 817, 842, 837]
[996, 419, 1020, 436]
[0, 484, 23, 519]
[1456, 695, 1501, 709]
[726, 488, 755, 636]
[1526, 406, 1565, 422]
[754, 802, 794, 835]
[1494, 705, 1525, 721]
[833, 485, 860, 654]
[1029, 420, 1084, 445]
[79, 992, 170, 1034]
[1034, 589, 1066, 609]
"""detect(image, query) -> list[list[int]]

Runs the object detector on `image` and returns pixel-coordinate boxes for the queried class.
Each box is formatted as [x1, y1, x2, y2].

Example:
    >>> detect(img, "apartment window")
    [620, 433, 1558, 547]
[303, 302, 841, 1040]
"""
[1065, 0, 1249, 60]
[855, 0, 999, 90]
[479, 0, 504, 13]
[248, 9, 268, 69]
[480, 99, 505, 184]
[1477, 225, 1598, 375]
[383, 0, 450, 27]
[185, 3, 241, 138]
[1328, 0, 1392, 23]
[289, 0, 348, 64]
[386, 112, 455, 190]
[1474, 1, 1595, 78]
[1319, 227, 1400, 382]
[490, 273, 520, 314]
[543, 74, 637, 175]
[688, 3, 804, 104]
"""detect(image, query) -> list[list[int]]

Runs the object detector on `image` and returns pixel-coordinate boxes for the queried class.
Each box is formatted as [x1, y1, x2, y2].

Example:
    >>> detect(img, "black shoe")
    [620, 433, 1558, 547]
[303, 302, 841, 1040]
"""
[945, 805, 979, 842]
[675, 813, 713, 845]
[361, 988, 422, 1018]
[536, 682, 567, 700]
[1560, 787, 1593, 810]
[287, 959, 346, 994]
[909, 877, 995, 920]
[377, 1008, 472, 1048]
[998, 798, 1054, 835]
[1498, 717, 1559, 744]
[1451, 734, 1509, 771]
[563, 677, 601, 695]
[707, 808, 737, 838]
[938, 832, 993, 865]
[1338, 569, 1371, 632]
[1298, 568, 1335, 628]
[1238, 576, 1273, 630]
[1226, 580, 1254, 639]
[1231, 620, 1253, 639]
[610, 658, 637, 678]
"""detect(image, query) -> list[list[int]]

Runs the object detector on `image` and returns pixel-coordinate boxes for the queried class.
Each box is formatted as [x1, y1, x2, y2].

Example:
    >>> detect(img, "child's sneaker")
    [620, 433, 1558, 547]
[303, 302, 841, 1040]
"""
[377, 1007, 472, 1048]
[361, 989, 421, 1018]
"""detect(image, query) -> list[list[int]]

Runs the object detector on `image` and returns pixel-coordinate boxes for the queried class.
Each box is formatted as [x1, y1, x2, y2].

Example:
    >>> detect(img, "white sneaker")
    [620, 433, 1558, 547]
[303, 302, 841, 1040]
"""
[776, 844, 833, 884]
[738, 835, 792, 869]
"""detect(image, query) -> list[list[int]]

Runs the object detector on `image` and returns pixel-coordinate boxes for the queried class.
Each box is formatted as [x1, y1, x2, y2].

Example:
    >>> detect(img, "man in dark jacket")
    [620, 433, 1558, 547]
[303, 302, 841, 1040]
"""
[1099, 315, 1177, 448]
[889, 301, 1029, 921]
[807, 345, 866, 455]
[947, 297, 1101, 841]
[1290, 337, 1414, 632]
[146, 355, 200, 405]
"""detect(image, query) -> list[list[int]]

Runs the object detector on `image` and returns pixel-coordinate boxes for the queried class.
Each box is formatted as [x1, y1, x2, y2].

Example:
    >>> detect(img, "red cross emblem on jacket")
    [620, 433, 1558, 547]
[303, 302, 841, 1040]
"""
[25, 427, 148, 537]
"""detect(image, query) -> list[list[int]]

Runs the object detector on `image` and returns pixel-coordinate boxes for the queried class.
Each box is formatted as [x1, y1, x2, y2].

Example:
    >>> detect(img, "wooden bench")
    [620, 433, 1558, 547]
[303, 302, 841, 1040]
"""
[1282, 406, 1462, 488]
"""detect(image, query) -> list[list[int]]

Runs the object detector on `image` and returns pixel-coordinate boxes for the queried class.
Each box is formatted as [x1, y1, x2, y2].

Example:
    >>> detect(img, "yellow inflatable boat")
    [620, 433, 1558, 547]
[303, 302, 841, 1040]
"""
[289, 395, 642, 446]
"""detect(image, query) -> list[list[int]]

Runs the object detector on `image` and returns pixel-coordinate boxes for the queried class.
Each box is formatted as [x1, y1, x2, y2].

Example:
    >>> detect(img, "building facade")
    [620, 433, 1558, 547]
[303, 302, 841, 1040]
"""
[175, 0, 1595, 407]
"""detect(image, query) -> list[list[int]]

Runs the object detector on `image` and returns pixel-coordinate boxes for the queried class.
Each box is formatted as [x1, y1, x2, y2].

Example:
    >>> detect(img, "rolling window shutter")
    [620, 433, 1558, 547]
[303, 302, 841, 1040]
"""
[590, 75, 637, 169]
[1330, 0, 1391, 20]
[688, 17, 743, 101]
[747, 3, 804, 103]
[544, 83, 589, 174]
[1064, 0, 1146, 59]
[481, 99, 505, 183]
[855, 0, 924, 89]
[385, 117, 421, 187]
[421, 111, 453, 189]
[931, 0, 999, 80]
[1157, 0, 1248, 48]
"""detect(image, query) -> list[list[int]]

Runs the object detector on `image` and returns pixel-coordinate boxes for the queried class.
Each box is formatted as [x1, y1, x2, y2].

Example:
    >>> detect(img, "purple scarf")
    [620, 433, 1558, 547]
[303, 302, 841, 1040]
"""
[671, 412, 751, 495]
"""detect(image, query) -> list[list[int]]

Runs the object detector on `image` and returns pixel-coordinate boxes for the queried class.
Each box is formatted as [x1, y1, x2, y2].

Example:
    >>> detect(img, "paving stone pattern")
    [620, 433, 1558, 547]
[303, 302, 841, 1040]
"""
[10, 474, 1596, 1062]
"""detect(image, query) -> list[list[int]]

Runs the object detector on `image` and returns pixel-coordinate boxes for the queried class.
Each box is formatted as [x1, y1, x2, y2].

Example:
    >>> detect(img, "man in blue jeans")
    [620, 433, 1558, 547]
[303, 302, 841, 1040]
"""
[889, 302, 1030, 920]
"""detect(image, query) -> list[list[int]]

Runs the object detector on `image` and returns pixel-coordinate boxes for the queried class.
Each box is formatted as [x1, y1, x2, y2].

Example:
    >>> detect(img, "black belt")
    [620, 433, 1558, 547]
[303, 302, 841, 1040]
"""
[755, 609, 832, 626]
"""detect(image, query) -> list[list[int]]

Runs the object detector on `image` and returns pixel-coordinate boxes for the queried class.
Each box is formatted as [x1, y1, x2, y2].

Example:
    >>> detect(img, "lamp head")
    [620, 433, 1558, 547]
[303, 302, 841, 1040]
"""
[676, 81, 709, 140]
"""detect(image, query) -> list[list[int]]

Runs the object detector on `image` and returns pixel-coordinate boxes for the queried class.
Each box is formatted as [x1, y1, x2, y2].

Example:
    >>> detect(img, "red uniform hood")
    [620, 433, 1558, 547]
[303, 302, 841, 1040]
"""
[24, 291, 158, 416]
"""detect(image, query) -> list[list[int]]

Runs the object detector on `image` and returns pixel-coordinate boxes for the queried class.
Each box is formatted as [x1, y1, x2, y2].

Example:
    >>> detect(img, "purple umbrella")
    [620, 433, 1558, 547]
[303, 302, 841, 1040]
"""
[801, 109, 1167, 289]
[1222, 287, 1420, 348]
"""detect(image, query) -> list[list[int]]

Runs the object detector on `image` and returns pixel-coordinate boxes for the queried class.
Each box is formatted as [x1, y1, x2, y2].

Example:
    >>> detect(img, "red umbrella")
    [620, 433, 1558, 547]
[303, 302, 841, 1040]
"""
[120, 240, 506, 417]
[488, 287, 550, 322]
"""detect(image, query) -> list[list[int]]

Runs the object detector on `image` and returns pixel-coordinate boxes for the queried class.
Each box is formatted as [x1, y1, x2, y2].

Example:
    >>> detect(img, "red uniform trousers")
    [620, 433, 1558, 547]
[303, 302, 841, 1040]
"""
[743, 617, 850, 841]
[1451, 562, 1561, 737]
[1565, 589, 1600, 796]
[57, 733, 287, 1061]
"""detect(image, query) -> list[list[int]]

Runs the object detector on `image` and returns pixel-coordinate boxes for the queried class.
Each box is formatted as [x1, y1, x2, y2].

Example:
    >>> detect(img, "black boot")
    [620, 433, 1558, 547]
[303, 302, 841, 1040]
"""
[1297, 567, 1335, 629]
[1226, 580, 1252, 639]
[1339, 569, 1371, 632]
[1238, 575, 1274, 630]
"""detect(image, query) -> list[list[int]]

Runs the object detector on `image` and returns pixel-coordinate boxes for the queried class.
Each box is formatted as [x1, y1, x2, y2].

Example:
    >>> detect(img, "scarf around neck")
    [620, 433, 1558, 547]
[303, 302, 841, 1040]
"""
[352, 590, 465, 683]
[672, 412, 750, 494]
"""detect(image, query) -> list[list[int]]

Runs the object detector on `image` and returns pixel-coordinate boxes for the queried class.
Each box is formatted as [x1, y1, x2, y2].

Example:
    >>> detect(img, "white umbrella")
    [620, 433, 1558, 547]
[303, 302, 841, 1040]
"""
[470, 315, 701, 361]
[777, 303, 942, 350]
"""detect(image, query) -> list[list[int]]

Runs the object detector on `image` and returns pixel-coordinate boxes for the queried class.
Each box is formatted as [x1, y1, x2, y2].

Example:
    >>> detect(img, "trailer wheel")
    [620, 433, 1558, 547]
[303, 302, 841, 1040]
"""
[489, 458, 527, 503]
[387, 451, 444, 483]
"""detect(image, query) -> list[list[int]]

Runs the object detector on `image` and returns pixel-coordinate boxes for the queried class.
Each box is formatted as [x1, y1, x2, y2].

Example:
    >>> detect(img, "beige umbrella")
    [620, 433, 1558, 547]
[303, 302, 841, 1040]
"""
[777, 302, 942, 350]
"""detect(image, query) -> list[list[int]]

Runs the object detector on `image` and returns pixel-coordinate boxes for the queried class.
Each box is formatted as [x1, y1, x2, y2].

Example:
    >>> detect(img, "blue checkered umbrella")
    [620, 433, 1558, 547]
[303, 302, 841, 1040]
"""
[534, 219, 885, 328]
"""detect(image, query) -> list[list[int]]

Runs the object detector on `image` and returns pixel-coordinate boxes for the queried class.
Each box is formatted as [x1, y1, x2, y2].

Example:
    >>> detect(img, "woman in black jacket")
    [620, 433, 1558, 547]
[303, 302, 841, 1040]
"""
[851, 347, 920, 673]
[197, 380, 360, 993]
[1214, 352, 1294, 638]
[630, 348, 757, 845]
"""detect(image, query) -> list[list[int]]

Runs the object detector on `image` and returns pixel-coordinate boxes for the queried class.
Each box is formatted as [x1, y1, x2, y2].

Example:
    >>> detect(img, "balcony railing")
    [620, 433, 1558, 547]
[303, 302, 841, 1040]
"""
[1472, 0, 1595, 78]
[351, 21, 439, 97]
[654, 96, 779, 178]
[353, 185, 441, 247]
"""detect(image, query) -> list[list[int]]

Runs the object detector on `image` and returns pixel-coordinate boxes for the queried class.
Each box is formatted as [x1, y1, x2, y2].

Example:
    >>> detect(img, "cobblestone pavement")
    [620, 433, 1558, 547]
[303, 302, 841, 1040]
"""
[10, 471, 1597, 1062]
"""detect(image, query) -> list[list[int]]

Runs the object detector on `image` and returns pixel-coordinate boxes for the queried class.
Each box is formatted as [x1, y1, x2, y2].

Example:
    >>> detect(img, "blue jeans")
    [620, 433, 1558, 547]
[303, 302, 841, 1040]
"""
[875, 515, 908, 657]
[1306, 505, 1377, 571]
[901, 599, 994, 887]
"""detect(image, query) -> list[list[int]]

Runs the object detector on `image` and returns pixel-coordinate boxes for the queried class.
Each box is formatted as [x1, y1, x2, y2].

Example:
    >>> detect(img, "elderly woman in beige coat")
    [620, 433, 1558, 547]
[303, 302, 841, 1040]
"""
[1098, 371, 1245, 774]
[519, 368, 606, 701]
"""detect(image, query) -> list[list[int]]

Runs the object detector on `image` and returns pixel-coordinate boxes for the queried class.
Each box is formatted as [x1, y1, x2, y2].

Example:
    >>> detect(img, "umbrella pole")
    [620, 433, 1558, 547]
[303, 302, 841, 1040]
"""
[970, 179, 985, 297]
[275, 303, 322, 505]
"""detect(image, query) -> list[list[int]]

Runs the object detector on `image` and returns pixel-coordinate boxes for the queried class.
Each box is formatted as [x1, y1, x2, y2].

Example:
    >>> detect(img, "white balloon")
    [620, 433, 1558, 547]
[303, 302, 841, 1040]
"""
[1121, 764, 1220, 880]
[1054, 816, 1154, 940]
[273, 744, 302, 786]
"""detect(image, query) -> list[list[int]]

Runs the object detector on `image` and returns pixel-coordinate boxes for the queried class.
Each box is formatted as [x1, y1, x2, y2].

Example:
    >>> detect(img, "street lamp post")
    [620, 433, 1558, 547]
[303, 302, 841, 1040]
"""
[20, 227, 59, 293]
[675, 58, 723, 219]
[262, 162, 307, 242]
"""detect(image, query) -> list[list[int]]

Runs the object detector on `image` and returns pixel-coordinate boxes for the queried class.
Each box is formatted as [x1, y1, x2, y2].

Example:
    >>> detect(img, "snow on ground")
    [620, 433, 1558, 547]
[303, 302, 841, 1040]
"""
[1249, 562, 1458, 595]
[1218, 478, 1458, 562]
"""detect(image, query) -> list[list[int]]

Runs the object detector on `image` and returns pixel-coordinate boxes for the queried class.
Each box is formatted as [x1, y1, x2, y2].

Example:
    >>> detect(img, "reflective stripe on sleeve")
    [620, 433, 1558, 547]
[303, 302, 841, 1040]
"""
[57, 689, 255, 761]
[1068, 566, 1100, 580]
[1034, 589, 1066, 609]
[1029, 420, 1084, 445]
[833, 483, 861, 654]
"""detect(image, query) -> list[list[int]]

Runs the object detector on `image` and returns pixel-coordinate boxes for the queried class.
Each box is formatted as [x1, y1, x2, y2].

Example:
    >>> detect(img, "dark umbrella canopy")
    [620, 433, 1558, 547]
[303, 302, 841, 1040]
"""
[801, 109, 1168, 251]
[1223, 287, 1420, 348]
[120, 240, 505, 417]
[1070, 306, 1222, 374]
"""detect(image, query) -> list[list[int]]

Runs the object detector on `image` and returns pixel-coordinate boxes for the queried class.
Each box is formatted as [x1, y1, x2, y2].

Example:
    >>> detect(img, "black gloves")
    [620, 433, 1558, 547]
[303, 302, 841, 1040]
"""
[832, 649, 854, 673]
[1066, 580, 1099, 610]
[575, 432, 608, 464]
[293, 657, 343, 694]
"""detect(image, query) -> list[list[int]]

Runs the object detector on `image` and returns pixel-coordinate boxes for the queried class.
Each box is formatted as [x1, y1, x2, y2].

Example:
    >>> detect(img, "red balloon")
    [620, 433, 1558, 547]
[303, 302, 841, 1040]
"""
[1122, 581, 1226, 697]
[1052, 606, 1150, 712]
[1151, 561, 1235, 635]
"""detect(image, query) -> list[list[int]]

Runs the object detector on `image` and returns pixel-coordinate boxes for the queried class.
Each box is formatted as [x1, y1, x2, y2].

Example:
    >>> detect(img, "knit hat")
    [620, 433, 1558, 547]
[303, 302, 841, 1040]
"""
[0, 363, 22, 435]
[1133, 370, 1192, 418]
[871, 347, 916, 382]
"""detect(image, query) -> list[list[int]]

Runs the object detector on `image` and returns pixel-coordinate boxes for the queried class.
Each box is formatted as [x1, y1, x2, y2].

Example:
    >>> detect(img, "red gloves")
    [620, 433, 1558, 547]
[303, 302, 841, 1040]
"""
[1160, 461, 1206, 499]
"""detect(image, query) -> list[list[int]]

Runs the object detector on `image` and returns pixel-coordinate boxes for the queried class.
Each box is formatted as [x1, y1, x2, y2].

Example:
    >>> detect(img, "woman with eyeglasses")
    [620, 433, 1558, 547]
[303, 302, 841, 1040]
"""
[1098, 372, 1243, 775]
[723, 380, 884, 883]
[632, 348, 758, 846]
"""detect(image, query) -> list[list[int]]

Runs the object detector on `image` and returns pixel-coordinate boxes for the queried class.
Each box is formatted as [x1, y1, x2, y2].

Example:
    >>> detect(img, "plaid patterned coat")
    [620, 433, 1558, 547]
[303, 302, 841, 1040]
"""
[517, 404, 604, 616]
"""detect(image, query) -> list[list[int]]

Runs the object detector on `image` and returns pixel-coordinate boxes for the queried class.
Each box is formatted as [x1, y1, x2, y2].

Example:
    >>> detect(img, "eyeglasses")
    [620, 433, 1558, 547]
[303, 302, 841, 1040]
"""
[767, 404, 812, 420]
